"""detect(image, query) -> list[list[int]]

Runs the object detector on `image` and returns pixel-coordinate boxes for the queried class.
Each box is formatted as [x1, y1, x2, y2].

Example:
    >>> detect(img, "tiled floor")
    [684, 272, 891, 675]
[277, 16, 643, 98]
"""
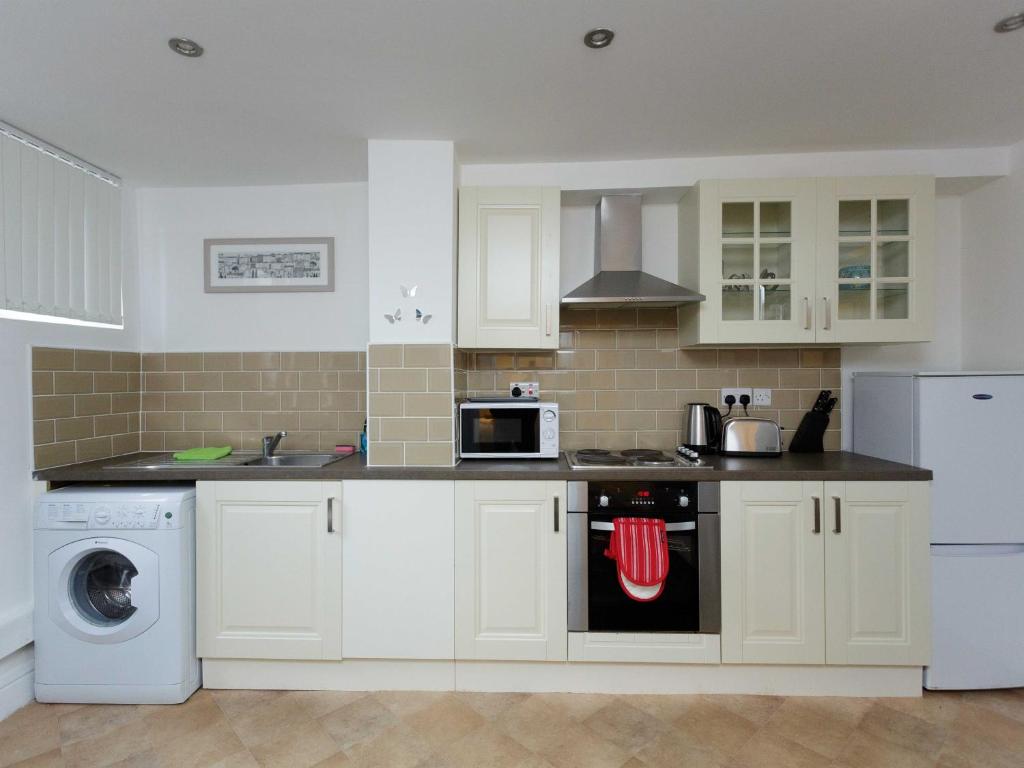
[1, 687, 1023, 768]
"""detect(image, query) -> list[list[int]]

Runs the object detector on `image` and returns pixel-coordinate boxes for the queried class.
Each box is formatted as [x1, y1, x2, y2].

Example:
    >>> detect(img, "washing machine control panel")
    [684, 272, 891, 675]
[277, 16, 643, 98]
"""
[41, 502, 179, 529]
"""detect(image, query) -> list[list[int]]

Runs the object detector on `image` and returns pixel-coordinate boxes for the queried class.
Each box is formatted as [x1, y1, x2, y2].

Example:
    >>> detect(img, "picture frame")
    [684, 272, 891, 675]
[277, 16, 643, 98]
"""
[203, 237, 335, 293]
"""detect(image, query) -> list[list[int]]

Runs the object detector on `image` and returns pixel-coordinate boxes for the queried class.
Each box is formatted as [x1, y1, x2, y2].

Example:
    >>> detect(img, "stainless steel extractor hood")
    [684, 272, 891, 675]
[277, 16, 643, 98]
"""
[561, 194, 705, 309]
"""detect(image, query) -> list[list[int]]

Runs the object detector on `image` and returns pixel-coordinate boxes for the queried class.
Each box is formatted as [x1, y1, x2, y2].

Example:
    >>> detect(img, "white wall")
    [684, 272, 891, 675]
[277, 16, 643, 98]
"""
[367, 140, 456, 343]
[462, 146, 1009, 190]
[960, 141, 1024, 370]
[137, 183, 368, 351]
[0, 191, 141, 716]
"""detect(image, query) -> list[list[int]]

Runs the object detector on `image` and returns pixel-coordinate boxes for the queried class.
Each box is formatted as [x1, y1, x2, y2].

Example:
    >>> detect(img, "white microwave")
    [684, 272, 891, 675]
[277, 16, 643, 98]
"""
[459, 401, 559, 459]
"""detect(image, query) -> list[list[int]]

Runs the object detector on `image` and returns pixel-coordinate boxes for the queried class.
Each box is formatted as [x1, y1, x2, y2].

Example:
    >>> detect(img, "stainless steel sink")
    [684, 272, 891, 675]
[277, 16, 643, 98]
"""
[244, 454, 345, 467]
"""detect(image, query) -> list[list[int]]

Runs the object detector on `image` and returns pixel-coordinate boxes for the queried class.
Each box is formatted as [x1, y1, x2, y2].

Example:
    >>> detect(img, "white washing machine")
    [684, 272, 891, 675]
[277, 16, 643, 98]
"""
[33, 485, 200, 704]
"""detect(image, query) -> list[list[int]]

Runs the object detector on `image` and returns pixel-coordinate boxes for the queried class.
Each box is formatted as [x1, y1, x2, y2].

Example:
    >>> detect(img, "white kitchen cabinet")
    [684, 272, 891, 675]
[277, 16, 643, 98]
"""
[678, 175, 934, 346]
[679, 178, 819, 346]
[197, 481, 342, 660]
[457, 186, 561, 349]
[455, 480, 567, 661]
[824, 481, 931, 665]
[721, 480, 930, 666]
[720, 481, 825, 664]
[816, 176, 935, 343]
[341, 481, 455, 660]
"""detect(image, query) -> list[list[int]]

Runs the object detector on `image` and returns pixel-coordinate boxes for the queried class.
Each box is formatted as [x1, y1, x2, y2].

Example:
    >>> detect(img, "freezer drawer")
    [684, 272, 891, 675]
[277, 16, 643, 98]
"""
[925, 544, 1024, 690]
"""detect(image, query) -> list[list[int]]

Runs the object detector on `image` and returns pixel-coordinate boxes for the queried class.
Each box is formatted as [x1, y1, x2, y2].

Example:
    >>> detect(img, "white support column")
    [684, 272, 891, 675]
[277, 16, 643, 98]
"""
[367, 140, 457, 344]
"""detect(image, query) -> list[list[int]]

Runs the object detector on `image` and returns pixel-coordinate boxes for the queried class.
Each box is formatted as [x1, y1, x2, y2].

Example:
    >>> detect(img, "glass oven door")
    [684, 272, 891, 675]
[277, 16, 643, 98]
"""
[461, 407, 540, 455]
[586, 510, 700, 632]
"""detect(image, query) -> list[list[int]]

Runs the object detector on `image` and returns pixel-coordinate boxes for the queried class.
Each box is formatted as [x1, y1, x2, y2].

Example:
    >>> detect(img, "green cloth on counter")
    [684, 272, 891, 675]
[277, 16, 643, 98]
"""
[173, 446, 233, 462]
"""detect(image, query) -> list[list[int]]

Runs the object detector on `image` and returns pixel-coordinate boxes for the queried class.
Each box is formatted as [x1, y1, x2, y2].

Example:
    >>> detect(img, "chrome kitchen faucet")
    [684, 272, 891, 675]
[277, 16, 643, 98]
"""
[262, 431, 287, 458]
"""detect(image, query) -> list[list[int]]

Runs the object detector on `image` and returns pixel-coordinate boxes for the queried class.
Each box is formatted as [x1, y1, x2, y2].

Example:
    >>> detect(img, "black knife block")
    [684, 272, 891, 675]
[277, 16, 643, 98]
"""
[789, 411, 830, 453]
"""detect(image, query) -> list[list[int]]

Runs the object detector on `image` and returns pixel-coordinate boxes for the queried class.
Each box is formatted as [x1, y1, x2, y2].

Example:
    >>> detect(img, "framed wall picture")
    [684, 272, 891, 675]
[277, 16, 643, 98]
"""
[204, 237, 335, 293]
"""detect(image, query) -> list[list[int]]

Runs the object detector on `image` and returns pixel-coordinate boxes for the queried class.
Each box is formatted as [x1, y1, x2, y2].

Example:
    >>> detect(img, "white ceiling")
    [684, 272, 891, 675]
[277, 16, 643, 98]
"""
[3, 0, 1024, 186]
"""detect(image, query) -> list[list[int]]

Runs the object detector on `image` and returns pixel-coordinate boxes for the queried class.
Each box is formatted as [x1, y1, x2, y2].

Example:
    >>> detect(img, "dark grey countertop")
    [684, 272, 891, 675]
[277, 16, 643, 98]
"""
[34, 451, 932, 483]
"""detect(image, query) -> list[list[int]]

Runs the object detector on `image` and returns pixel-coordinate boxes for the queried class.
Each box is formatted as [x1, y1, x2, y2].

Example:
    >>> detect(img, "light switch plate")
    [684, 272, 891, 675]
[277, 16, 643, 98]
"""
[510, 381, 539, 398]
[720, 387, 752, 406]
[753, 388, 772, 406]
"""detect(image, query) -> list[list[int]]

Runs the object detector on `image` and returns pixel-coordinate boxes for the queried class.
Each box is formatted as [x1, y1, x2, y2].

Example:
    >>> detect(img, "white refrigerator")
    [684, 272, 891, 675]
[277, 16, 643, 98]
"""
[853, 372, 1024, 689]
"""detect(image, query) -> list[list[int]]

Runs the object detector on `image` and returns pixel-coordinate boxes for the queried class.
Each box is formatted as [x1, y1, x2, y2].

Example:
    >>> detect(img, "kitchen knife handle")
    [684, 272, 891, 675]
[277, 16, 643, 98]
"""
[812, 496, 821, 534]
[803, 297, 811, 330]
[553, 496, 560, 533]
[327, 497, 336, 533]
[823, 297, 832, 331]
[832, 496, 841, 534]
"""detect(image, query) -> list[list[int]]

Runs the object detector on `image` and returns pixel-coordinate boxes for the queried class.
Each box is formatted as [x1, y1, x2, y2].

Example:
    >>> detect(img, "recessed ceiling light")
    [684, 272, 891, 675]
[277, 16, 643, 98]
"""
[583, 28, 614, 49]
[995, 12, 1024, 32]
[168, 37, 204, 57]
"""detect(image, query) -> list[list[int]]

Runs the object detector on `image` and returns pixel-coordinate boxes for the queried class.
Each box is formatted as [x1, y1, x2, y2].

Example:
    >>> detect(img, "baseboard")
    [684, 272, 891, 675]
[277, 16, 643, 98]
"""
[0, 645, 35, 721]
[455, 661, 924, 697]
[201, 657, 923, 698]
[202, 659, 456, 691]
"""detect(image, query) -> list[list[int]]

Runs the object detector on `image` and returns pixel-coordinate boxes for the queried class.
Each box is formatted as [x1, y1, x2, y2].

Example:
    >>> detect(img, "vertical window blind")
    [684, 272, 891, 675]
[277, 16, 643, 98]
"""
[0, 123, 122, 326]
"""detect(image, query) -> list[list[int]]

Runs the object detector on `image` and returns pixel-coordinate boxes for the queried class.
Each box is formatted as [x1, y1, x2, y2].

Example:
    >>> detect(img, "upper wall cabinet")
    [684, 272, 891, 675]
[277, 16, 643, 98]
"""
[458, 187, 560, 349]
[678, 176, 935, 346]
[679, 178, 819, 346]
[815, 176, 935, 344]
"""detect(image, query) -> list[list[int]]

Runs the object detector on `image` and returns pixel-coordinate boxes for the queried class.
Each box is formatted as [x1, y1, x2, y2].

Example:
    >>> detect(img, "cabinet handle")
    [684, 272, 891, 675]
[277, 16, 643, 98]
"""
[327, 497, 336, 534]
[553, 496, 560, 533]
[812, 496, 821, 534]
[545, 304, 552, 336]
[803, 297, 811, 330]
[823, 297, 832, 331]
[832, 496, 841, 534]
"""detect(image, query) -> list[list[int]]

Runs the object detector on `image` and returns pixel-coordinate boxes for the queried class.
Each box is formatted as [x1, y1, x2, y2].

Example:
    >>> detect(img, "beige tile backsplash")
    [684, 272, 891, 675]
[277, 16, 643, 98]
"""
[367, 344, 456, 467]
[139, 351, 365, 454]
[32, 314, 840, 470]
[461, 308, 842, 453]
[32, 347, 142, 469]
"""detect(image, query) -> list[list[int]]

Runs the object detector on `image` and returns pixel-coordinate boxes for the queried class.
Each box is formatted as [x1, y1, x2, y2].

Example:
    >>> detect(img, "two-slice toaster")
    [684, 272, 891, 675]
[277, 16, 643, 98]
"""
[719, 417, 782, 457]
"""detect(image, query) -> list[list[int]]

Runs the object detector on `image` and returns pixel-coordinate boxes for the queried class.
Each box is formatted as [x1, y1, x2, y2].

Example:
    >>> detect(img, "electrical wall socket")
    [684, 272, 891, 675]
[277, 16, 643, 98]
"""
[510, 381, 539, 398]
[720, 387, 752, 406]
[753, 388, 772, 406]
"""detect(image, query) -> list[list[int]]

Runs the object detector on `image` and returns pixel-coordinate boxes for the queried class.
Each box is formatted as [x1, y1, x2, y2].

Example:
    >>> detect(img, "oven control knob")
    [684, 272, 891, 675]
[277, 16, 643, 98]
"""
[678, 495, 690, 508]
[598, 495, 610, 508]
[543, 410, 556, 422]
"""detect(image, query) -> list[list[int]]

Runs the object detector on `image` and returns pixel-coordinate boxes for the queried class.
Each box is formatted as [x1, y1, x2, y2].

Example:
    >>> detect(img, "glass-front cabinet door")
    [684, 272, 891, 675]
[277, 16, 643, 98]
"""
[816, 177, 934, 343]
[702, 179, 818, 344]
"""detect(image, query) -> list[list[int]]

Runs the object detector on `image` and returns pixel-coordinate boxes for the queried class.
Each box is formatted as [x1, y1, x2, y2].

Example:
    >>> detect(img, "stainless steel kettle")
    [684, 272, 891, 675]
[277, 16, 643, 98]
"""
[684, 403, 723, 454]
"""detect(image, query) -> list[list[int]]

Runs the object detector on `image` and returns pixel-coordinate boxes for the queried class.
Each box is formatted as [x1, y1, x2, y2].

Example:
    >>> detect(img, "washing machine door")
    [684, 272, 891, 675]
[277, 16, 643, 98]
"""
[49, 538, 160, 644]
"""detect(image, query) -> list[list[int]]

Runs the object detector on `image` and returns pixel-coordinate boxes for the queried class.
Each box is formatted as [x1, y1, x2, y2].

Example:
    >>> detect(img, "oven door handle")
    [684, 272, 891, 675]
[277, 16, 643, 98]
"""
[589, 521, 695, 532]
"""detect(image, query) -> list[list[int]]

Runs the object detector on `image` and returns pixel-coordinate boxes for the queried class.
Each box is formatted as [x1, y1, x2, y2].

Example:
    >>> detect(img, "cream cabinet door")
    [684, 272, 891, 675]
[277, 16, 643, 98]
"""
[196, 481, 342, 660]
[457, 186, 560, 349]
[816, 176, 935, 343]
[824, 481, 931, 666]
[699, 178, 818, 345]
[721, 481, 825, 664]
[455, 481, 567, 661]
[341, 481, 455, 660]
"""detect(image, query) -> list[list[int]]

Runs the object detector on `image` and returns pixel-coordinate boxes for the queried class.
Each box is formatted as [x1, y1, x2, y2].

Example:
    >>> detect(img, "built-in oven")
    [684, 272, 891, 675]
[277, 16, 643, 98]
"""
[459, 401, 559, 459]
[567, 480, 720, 633]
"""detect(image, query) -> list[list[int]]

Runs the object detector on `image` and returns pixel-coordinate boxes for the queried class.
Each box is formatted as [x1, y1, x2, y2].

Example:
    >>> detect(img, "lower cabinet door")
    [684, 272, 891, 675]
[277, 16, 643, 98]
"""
[824, 481, 931, 665]
[341, 481, 455, 659]
[455, 481, 567, 661]
[196, 481, 343, 660]
[721, 481, 826, 664]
